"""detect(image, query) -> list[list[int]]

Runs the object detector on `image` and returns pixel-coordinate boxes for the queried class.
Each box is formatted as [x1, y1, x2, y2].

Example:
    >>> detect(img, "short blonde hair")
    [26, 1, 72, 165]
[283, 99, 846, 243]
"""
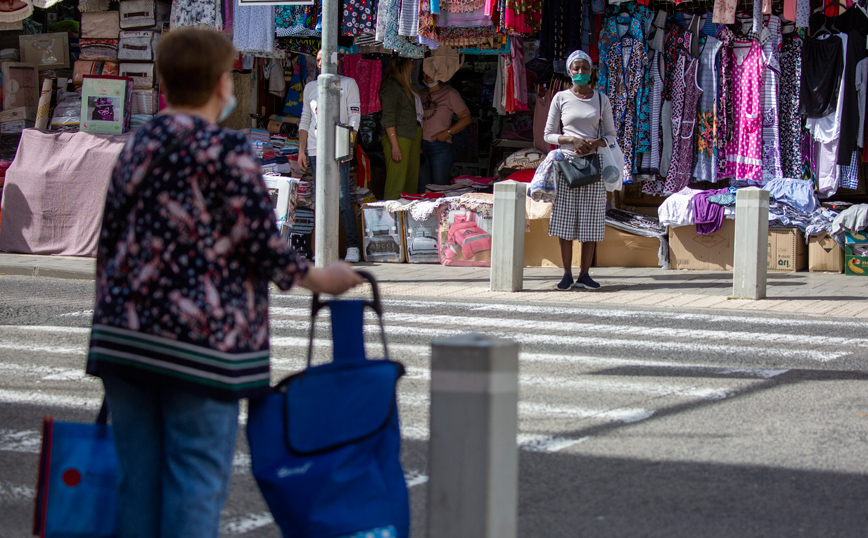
[156, 27, 236, 107]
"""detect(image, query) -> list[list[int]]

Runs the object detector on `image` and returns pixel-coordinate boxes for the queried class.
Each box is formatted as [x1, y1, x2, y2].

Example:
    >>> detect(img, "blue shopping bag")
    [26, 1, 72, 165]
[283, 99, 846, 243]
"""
[33, 403, 118, 538]
[247, 274, 410, 538]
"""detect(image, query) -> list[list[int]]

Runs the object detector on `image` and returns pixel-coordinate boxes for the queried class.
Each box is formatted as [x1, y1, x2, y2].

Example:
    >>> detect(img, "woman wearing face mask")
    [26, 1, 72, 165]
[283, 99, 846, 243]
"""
[419, 46, 471, 188]
[544, 49, 616, 291]
[86, 27, 362, 537]
[379, 57, 423, 200]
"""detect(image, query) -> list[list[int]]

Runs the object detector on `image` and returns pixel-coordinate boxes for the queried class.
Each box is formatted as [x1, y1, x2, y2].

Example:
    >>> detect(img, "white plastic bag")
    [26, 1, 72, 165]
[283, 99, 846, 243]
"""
[599, 141, 625, 192]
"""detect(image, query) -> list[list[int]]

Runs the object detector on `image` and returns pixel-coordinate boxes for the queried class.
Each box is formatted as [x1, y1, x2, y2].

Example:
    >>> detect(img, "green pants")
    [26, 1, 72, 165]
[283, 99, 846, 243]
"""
[381, 126, 421, 200]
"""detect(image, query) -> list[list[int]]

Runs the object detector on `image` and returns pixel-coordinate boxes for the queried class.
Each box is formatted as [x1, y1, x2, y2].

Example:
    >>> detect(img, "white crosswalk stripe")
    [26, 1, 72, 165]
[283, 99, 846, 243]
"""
[2, 298, 863, 536]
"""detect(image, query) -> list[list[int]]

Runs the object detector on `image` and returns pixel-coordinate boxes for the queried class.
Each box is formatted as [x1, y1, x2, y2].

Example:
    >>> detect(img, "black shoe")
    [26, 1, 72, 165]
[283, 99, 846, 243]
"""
[575, 273, 601, 289]
[556, 274, 574, 291]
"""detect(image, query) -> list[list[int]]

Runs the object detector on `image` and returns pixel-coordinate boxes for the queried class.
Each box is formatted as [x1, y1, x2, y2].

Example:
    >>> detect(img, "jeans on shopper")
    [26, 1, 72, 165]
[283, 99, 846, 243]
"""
[102, 372, 239, 538]
[419, 139, 455, 188]
[310, 155, 358, 248]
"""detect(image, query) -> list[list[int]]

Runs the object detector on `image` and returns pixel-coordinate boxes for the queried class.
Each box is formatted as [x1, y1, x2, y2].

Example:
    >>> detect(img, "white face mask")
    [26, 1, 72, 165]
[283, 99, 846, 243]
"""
[218, 95, 237, 123]
[424, 79, 439, 88]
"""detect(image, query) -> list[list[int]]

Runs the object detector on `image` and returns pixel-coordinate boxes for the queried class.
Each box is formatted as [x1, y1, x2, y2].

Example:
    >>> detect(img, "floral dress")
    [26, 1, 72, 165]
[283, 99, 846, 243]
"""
[604, 36, 647, 184]
[693, 35, 722, 182]
[778, 34, 803, 179]
[716, 27, 736, 177]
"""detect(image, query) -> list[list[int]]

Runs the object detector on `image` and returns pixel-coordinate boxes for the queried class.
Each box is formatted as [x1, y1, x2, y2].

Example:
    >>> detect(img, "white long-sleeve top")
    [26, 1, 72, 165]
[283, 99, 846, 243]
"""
[298, 76, 361, 157]
[543, 89, 616, 154]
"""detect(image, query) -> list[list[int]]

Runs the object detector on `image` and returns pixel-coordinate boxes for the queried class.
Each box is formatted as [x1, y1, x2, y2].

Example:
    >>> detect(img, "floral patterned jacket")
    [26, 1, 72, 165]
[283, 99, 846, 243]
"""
[87, 114, 309, 401]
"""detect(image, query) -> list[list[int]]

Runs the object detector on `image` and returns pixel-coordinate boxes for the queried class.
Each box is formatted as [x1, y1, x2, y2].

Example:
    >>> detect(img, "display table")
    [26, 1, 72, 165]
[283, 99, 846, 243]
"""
[0, 129, 128, 257]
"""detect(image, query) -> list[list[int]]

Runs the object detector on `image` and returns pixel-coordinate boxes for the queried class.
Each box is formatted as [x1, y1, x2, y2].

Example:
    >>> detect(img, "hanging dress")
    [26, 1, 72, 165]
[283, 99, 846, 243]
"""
[778, 33, 803, 179]
[605, 35, 647, 185]
[716, 27, 736, 178]
[758, 15, 784, 181]
[692, 35, 722, 182]
[726, 39, 763, 182]
[637, 49, 664, 177]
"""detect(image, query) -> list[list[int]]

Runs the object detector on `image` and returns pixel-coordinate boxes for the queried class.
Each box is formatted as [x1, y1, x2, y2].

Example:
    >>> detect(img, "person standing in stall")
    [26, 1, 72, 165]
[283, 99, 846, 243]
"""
[543, 49, 616, 291]
[379, 57, 423, 200]
[86, 27, 362, 537]
[419, 46, 471, 188]
[298, 50, 362, 263]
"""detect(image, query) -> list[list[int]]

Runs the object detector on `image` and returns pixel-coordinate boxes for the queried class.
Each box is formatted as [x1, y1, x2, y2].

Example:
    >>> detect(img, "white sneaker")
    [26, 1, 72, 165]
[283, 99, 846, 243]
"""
[345, 247, 360, 263]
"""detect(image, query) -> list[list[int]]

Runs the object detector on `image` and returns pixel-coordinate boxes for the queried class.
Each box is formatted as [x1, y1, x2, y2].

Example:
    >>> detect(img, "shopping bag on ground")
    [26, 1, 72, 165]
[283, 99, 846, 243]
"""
[247, 272, 410, 538]
[33, 401, 118, 538]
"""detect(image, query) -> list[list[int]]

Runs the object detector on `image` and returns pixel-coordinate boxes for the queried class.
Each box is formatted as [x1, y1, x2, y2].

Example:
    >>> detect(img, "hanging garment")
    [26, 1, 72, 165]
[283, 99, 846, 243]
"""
[693, 36, 722, 182]
[340, 0, 376, 36]
[726, 39, 763, 182]
[232, 0, 274, 54]
[808, 34, 849, 196]
[342, 54, 382, 115]
[712, 0, 735, 24]
[779, 34, 803, 179]
[839, 150, 861, 189]
[605, 36, 648, 184]
[539, 0, 587, 63]
[800, 35, 844, 118]
[716, 26, 735, 177]
[637, 50, 664, 176]
[828, 6, 868, 165]
[171, 0, 223, 30]
[533, 89, 553, 153]
[663, 46, 702, 193]
[857, 56, 868, 148]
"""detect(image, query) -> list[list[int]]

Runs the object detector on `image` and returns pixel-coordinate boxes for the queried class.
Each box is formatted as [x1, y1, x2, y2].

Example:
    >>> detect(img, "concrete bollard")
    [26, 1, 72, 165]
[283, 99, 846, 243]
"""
[732, 187, 769, 300]
[490, 180, 527, 292]
[428, 333, 519, 538]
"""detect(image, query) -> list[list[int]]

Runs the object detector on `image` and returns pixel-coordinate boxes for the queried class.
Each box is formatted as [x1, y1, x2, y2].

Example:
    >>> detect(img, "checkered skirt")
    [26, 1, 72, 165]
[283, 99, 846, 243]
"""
[548, 168, 606, 242]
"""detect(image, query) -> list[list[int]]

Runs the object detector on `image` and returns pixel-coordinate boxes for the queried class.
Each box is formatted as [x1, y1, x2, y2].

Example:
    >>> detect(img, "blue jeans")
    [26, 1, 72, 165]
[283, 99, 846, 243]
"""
[102, 372, 239, 538]
[310, 156, 359, 248]
[419, 139, 454, 188]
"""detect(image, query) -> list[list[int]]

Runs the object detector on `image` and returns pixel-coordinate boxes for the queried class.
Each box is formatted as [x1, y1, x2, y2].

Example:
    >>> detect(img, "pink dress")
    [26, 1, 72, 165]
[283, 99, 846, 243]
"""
[726, 40, 763, 182]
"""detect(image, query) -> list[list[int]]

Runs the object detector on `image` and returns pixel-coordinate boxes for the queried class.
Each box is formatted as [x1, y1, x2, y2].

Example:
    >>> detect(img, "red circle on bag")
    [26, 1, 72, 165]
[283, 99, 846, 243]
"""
[62, 469, 81, 487]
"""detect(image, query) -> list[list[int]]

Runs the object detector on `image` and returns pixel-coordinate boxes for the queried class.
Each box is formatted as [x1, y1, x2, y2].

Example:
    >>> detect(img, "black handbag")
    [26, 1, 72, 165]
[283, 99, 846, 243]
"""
[557, 91, 603, 189]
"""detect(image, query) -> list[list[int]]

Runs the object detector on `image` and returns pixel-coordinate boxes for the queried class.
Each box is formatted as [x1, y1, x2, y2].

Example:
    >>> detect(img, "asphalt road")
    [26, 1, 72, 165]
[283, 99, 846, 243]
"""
[2, 275, 868, 537]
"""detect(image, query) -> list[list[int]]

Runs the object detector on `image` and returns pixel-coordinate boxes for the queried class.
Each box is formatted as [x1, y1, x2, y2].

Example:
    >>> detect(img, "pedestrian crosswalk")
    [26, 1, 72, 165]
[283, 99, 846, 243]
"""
[0, 295, 865, 537]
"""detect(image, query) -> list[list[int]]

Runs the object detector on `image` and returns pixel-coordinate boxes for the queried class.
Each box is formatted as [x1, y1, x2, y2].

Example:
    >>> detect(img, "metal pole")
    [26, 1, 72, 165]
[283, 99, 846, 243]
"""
[732, 187, 769, 300]
[315, 0, 340, 267]
[490, 180, 526, 292]
[428, 333, 519, 538]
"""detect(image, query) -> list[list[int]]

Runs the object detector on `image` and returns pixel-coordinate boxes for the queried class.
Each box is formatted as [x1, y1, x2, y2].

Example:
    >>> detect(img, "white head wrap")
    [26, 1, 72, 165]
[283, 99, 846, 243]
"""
[566, 49, 593, 70]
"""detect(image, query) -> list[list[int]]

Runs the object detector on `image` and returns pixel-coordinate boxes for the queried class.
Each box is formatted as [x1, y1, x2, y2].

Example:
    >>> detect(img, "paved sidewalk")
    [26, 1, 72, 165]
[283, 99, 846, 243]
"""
[2, 252, 867, 318]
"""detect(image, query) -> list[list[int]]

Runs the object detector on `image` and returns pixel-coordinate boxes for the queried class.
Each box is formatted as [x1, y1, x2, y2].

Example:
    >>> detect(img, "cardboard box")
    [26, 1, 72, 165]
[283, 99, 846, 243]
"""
[523, 218, 581, 268]
[0, 120, 34, 133]
[767, 228, 807, 272]
[0, 107, 36, 123]
[19, 33, 70, 70]
[596, 226, 661, 268]
[1, 63, 39, 110]
[846, 254, 868, 275]
[361, 205, 405, 263]
[808, 232, 844, 273]
[669, 219, 735, 271]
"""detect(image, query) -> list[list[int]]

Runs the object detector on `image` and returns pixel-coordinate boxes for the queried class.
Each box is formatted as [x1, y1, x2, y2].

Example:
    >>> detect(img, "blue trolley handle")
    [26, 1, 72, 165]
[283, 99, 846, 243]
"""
[306, 271, 390, 367]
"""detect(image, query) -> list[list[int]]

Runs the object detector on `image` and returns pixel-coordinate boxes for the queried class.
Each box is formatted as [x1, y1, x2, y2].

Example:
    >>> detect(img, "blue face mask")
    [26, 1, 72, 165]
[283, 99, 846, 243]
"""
[572, 73, 591, 86]
[218, 95, 237, 123]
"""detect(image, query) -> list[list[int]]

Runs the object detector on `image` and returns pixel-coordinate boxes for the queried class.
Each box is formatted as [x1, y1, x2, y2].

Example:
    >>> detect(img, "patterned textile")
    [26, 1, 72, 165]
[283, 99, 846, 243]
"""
[779, 35, 803, 179]
[757, 14, 783, 181]
[342, 54, 382, 115]
[796, 0, 810, 27]
[539, 0, 588, 62]
[664, 45, 701, 193]
[692, 36, 722, 183]
[171, 0, 223, 30]
[418, 0, 438, 40]
[716, 26, 735, 176]
[283, 53, 310, 117]
[726, 40, 763, 182]
[232, 0, 274, 54]
[437, 25, 499, 47]
[339, 0, 376, 36]
[278, 5, 319, 37]
[375, 0, 424, 57]
[548, 164, 606, 242]
[398, 0, 419, 36]
[637, 50, 663, 176]
[604, 36, 647, 183]
[441, 0, 484, 12]
[86, 114, 309, 401]
[79, 39, 119, 61]
[839, 151, 860, 190]
[713, 0, 735, 24]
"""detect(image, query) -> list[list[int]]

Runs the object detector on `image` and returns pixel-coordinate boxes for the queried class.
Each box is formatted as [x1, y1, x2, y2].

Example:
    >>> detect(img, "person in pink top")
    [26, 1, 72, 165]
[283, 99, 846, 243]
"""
[419, 46, 471, 188]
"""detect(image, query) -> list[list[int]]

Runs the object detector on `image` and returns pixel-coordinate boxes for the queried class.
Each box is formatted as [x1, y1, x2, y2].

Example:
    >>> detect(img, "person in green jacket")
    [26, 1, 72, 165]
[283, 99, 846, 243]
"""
[379, 58, 422, 200]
